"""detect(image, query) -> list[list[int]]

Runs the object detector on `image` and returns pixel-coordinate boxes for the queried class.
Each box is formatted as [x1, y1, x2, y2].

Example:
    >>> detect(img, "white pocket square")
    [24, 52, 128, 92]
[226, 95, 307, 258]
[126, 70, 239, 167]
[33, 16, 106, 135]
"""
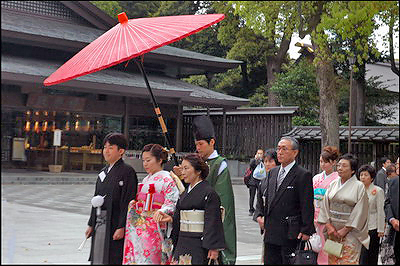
[287, 186, 294, 189]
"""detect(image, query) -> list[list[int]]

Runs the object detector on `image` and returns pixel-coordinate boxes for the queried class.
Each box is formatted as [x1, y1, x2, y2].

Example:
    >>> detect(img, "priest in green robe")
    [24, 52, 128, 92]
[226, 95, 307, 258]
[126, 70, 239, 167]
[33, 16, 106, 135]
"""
[191, 115, 237, 265]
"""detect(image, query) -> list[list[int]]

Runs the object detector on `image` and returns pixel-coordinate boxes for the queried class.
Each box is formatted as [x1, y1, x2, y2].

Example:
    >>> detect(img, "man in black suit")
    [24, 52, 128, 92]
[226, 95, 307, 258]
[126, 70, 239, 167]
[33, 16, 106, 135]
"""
[375, 157, 391, 193]
[254, 136, 315, 265]
[385, 174, 399, 264]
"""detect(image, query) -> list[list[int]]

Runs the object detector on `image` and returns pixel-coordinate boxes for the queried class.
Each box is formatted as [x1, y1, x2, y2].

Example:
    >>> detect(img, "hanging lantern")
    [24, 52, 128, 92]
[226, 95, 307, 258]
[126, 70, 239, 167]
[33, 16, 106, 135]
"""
[25, 121, 31, 132]
[65, 121, 70, 131]
[42, 121, 48, 132]
[34, 121, 39, 133]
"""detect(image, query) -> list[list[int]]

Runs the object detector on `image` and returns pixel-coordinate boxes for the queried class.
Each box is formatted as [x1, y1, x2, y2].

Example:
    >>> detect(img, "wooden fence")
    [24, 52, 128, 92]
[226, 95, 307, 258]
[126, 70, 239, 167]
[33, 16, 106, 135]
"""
[182, 111, 294, 159]
[297, 140, 399, 176]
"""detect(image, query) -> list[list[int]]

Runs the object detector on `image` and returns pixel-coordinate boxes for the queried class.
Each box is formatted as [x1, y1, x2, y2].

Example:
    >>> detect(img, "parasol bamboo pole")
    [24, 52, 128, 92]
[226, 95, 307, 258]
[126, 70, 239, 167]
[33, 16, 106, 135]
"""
[135, 58, 179, 166]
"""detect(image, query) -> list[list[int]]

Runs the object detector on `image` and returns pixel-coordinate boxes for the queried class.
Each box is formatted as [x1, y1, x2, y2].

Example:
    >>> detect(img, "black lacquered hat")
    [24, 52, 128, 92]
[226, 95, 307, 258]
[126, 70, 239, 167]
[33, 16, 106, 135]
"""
[192, 115, 215, 141]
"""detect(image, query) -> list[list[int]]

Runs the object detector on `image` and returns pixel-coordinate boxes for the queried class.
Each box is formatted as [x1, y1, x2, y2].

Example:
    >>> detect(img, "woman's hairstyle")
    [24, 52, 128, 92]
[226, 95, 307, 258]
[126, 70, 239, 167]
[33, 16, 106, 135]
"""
[264, 148, 280, 166]
[339, 153, 358, 173]
[321, 146, 340, 163]
[142, 144, 168, 165]
[103, 132, 128, 150]
[182, 153, 209, 180]
[357, 164, 376, 181]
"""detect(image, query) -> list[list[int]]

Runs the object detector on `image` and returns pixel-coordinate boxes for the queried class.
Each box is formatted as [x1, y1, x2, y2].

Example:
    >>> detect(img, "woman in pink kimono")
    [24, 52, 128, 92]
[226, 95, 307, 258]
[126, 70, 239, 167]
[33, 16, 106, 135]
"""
[312, 146, 339, 264]
[123, 144, 180, 264]
[317, 153, 370, 264]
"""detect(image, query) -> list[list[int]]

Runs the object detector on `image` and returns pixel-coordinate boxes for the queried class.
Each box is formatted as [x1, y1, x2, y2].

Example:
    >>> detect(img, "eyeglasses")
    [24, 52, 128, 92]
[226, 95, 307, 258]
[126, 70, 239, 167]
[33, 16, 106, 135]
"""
[276, 147, 293, 152]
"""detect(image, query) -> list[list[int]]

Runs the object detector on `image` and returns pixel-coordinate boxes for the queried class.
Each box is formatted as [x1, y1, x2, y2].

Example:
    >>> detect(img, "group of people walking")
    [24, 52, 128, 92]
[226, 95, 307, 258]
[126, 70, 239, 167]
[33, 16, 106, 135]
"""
[85, 115, 236, 265]
[83, 113, 398, 265]
[247, 142, 399, 265]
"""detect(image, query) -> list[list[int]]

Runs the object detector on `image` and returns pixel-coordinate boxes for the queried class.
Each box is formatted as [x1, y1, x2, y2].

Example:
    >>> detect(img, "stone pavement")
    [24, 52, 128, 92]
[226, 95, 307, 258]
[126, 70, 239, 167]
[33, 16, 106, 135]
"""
[1, 169, 262, 265]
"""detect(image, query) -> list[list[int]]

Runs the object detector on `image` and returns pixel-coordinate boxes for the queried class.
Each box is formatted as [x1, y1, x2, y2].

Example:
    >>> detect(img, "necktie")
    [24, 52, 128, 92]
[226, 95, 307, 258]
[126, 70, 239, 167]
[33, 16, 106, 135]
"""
[277, 168, 286, 190]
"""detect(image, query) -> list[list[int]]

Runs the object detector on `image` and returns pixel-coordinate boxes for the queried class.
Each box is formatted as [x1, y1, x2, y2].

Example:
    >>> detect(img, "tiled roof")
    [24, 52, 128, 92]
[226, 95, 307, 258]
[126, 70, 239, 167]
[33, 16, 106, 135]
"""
[1, 55, 248, 108]
[284, 126, 399, 141]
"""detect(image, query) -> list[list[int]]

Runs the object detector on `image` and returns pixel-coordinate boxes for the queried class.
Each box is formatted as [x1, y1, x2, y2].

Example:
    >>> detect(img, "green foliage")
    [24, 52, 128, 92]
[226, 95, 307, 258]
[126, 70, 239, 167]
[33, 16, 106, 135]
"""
[118, 1, 161, 18]
[266, 60, 320, 125]
[315, 1, 391, 72]
[91, 1, 122, 19]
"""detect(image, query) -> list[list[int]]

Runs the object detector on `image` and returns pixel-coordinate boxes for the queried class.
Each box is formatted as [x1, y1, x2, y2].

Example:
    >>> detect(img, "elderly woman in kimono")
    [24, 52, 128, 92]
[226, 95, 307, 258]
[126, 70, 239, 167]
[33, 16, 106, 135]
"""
[358, 164, 385, 265]
[312, 146, 340, 264]
[317, 153, 370, 264]
[123, 144, 180, 264]
[171, 153, 225, 265]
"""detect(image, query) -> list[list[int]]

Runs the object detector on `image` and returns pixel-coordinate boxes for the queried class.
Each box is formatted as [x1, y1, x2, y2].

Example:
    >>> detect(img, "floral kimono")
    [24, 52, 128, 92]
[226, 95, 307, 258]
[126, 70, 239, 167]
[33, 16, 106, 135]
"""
[123, 170, 180, 264]
[317, 175, 370, 264]
[312, 171, 339, 265]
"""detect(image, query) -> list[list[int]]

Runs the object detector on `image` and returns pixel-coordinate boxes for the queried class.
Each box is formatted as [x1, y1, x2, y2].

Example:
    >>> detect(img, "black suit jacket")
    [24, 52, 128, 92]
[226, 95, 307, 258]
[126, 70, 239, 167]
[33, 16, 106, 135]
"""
[254, 163, 315, 246]
[385, 176, 399, 246]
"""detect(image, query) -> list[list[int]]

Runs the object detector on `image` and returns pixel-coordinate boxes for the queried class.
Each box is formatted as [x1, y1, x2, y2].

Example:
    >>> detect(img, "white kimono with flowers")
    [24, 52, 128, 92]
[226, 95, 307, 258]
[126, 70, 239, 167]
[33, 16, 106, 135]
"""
[123, 170, 179, 264]
[318, 175, 370, 264]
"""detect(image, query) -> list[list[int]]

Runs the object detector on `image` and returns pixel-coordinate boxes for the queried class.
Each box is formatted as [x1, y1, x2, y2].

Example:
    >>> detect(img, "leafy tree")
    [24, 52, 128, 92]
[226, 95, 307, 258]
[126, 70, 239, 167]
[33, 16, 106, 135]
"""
[91, 1, 122, 19]
[229, 1, 298, 106]
[118, 1, 161, 19]
[375, 1, 399, 75]
[268, 60, 320, 126]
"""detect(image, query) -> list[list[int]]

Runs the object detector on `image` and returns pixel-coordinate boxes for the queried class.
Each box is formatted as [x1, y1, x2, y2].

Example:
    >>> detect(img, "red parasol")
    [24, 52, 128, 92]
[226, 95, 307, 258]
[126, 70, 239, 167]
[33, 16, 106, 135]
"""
[44, 12, 225, 165]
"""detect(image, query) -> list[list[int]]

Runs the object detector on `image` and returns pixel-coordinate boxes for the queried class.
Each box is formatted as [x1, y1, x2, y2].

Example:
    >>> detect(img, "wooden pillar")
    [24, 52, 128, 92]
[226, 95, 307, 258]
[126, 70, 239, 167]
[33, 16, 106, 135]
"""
[123, 97, 129, 139]
[222, 108, 227, 155]
[176, 101, 183, 152]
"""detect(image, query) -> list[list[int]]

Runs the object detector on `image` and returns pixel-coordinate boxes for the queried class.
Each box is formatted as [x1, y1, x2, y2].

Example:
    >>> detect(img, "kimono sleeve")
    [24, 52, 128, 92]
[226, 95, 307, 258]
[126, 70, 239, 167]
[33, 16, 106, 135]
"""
[317, 181, 333, 225]
[171, 197, 181, 248]
[160, 177, 180, 216]
[376, 187, 385, 233]
[88, 179, 99, 227]
[345, 185, 369, 230]
[202, 190, 225, 251]
[117, 167, 138, 229]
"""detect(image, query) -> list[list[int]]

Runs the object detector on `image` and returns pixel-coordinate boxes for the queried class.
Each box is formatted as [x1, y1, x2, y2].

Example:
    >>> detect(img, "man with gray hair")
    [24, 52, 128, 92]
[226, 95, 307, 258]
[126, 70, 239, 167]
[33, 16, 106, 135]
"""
[255, 136, 315, 264]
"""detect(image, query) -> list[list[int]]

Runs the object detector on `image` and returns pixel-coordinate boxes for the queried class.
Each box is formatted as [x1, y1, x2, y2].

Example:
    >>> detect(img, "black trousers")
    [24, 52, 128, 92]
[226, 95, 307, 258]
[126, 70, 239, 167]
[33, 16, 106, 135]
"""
[360, 229, 379, 265]
[264, 240, 298, 265]
[248, 185, 257, 212]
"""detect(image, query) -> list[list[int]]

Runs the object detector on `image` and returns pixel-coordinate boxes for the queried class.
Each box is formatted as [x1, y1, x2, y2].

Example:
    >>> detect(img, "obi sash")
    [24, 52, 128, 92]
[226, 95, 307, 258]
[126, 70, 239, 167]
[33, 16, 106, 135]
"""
[180, 210, 205, 233]
[135, 191, 165, 212]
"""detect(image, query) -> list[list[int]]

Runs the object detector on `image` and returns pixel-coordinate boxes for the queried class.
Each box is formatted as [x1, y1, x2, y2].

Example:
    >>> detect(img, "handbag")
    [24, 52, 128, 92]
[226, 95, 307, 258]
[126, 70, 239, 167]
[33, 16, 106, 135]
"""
[253, 162, 267, 180]
[288, 240, 318, 265]
[323, 239, 343, 258]
[243, 167, 252, 187]
[308, 233, 322, 253]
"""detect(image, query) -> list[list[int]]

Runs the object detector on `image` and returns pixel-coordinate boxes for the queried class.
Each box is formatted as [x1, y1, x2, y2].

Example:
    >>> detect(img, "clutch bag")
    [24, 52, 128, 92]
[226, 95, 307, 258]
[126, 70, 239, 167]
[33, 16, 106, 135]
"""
[323, 239, 343, 258]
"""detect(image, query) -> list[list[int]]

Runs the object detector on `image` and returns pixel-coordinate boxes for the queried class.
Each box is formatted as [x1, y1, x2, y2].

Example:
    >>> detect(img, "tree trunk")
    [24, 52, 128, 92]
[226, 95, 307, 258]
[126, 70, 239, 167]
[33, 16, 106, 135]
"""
[315, 57, 340, 149]
[266, 59, 279, 106]
[266, 37, 291, 107]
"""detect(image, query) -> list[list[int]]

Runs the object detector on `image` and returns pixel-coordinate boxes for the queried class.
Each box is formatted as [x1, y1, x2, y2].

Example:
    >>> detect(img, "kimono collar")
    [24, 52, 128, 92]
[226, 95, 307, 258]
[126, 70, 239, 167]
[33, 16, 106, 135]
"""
[107, 157, 123, 173]
[207, 150, 219, 160]
[188, 180, 203, 193]
[323, 170, 335, 180]
[339, 174, 357, 188]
